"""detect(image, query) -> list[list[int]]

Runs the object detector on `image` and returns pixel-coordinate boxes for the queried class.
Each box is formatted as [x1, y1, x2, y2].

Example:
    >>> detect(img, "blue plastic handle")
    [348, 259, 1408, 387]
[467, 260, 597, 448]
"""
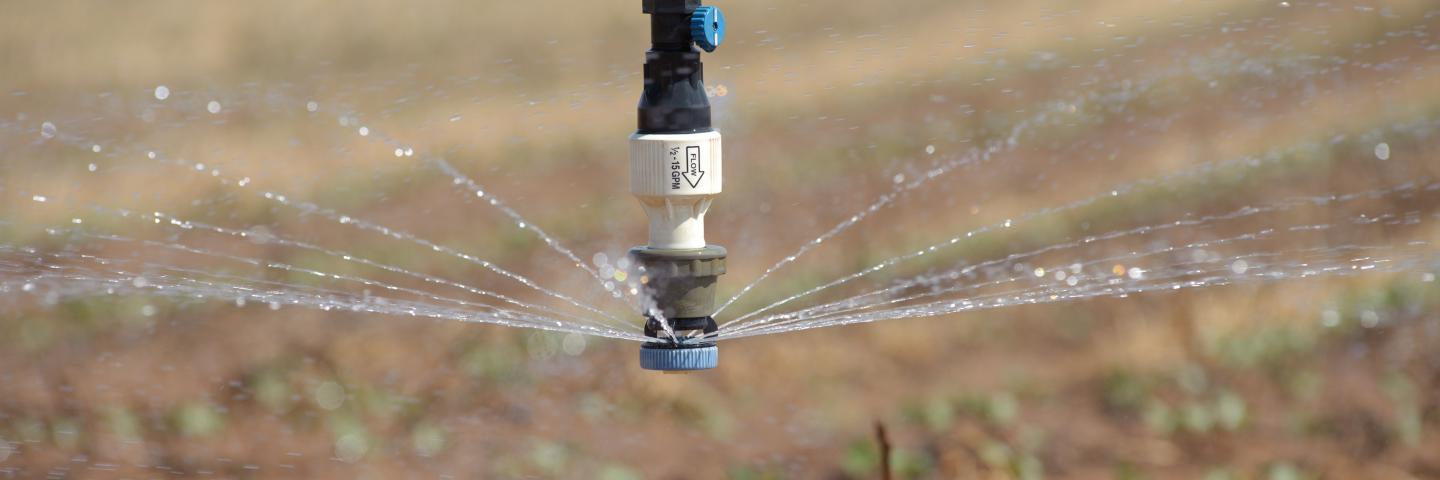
[690, 6, 726, 53]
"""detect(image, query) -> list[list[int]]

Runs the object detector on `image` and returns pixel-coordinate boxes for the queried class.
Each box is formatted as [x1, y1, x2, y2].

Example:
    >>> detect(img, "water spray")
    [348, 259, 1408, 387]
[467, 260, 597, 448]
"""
[630, 0, 727, 371]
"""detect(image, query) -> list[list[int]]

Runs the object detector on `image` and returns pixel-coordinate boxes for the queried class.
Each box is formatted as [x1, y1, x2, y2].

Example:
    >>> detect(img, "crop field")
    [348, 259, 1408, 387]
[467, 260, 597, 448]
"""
[1, 0, 1439, 478]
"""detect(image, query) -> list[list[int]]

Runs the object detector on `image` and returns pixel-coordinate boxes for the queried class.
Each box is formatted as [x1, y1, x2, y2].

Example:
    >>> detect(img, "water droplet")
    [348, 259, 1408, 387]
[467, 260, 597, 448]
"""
[40, 121, 56, 139]
[1424, 273, 1436, 283]
[1360, 310, 1380, 328]
[91, 144, 102, 153]
[358, 126, 370, 136]
[1003, 219, 1013, 228]
[449, 114, 462, 122]
[892, 173, 905, 184]
[562, 333, 587, 356]
[207, 101, 222, 114]
[1127, 267, 1144, 280]
[1230, 260, 1249, 275]
[31, 195, 47, 203]
[404, 148, 414, 157]
[268, 301, 281, 311]
[335, 434, 368, 463]
[1033, 267, 1046, 278]
[132, 276, 149, 288]
[314, 381, 346, 411]
[194, 163, 206, 171]
[71, 218, 82, 224]
[87, 163, 97, 172]
[1066, 276, 1079, 286]
[154, 85, 170, 100]
[925, 145, 936, 155]
[306, 101, 319, 112]
[592, 252, 609, 268]
[394, 148, 405, 157]
[1320, 310, 1341, 327]
[21, 283, 35, 292]
[147, 151, 157, 159]
[245, 226, 275, 245]
[1374, 142, 1390, 160]
[141, 305, 157, 316]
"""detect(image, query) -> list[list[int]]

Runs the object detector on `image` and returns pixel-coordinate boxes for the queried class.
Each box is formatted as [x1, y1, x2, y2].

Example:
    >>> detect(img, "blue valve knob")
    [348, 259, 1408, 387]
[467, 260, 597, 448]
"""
[690, 6, 726, 53]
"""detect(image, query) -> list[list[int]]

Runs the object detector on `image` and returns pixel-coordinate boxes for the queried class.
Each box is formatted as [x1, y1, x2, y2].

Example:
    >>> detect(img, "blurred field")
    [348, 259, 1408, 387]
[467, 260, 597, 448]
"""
[2, 0, 1439, 478]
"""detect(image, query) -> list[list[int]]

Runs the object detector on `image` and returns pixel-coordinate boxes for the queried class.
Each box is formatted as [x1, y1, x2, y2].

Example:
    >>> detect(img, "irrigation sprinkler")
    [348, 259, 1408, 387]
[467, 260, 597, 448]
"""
[630, 0, 728, 371]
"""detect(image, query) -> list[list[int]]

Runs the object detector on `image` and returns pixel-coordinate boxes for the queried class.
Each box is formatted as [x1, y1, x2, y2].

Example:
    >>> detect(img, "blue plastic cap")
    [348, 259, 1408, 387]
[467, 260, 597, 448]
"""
[640, 345, 719, 371]
[690, 6, 726, 52]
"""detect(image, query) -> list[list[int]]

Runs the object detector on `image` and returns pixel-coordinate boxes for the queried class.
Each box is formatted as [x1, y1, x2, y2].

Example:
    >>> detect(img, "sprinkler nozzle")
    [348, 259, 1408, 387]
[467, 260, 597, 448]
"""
[640, 325, 719, 371]
[641, 344, 719, 371]
[640, 317, 718, 371]
[632, 246, 725, 318]
[631, 247, 724, 372]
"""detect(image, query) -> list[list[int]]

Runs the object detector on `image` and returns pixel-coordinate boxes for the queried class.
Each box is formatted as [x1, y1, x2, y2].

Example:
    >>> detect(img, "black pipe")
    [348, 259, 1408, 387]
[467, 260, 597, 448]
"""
[638, 0, 712, 134]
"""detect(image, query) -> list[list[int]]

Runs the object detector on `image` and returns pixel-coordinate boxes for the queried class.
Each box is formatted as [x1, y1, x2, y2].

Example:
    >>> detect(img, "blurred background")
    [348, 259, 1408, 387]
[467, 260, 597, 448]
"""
[1, 0, 1439, 478]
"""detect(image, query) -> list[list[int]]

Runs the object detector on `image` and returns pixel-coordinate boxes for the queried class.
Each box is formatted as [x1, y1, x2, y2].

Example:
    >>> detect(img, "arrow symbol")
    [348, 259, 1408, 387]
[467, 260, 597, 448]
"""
[681, 146, 705, 188]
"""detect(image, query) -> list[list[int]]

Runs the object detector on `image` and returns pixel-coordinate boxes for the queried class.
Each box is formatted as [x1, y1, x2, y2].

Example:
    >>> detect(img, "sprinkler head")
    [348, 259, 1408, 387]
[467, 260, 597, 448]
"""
[631, 0, 728, 371]
[631, 247, 725, 372]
